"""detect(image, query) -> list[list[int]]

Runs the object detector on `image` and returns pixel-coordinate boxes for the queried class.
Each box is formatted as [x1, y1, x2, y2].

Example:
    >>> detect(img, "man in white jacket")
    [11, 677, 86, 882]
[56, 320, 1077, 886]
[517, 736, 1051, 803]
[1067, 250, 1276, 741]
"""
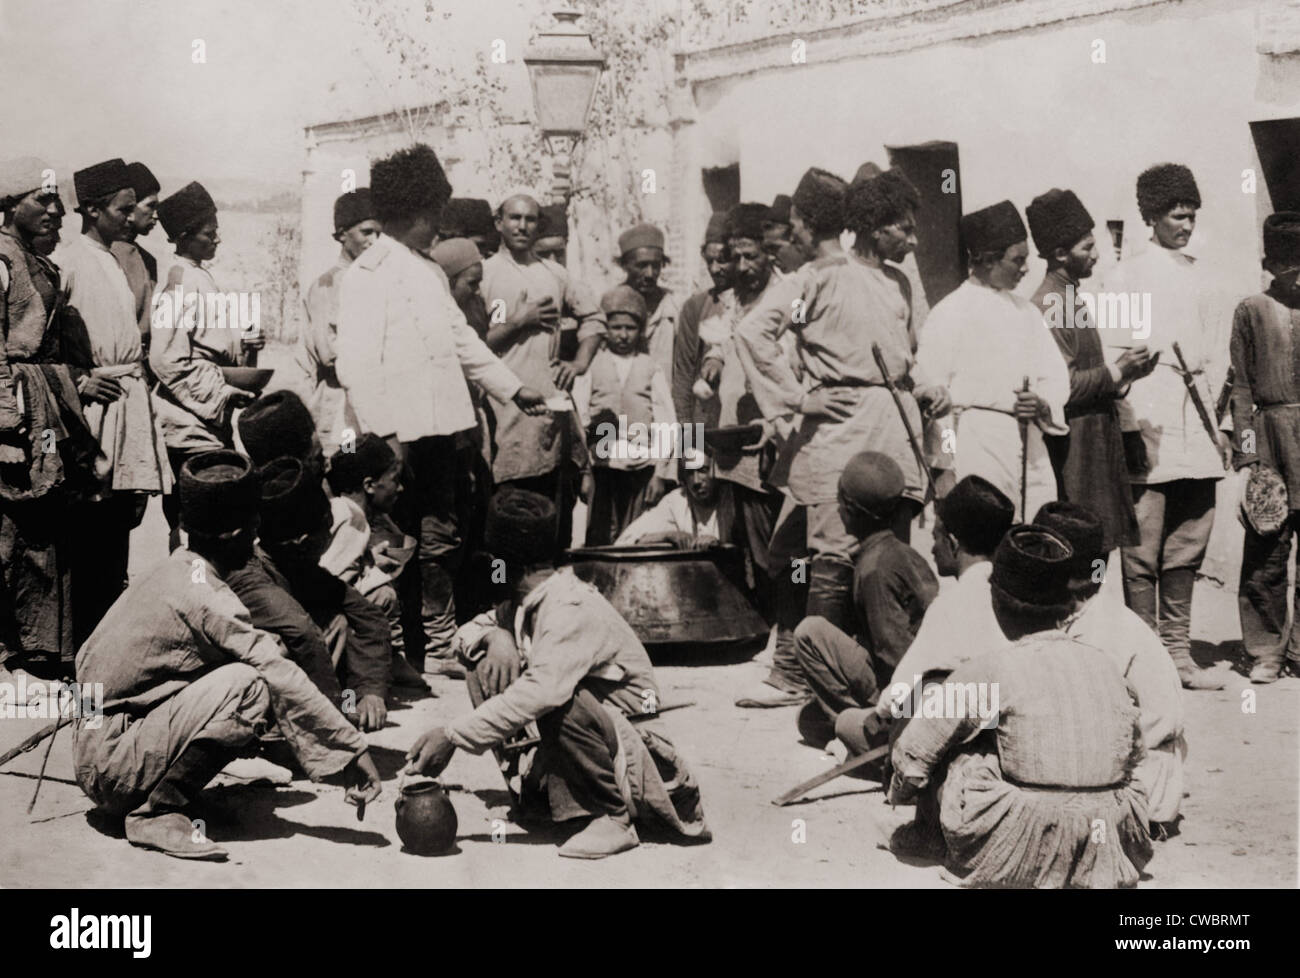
[336, 144, 546, 673]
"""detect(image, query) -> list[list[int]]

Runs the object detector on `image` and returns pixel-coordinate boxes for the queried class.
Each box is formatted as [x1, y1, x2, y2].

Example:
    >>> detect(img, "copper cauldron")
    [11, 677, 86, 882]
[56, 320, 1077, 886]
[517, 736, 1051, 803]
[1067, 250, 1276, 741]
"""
[564, 543, 768, 648]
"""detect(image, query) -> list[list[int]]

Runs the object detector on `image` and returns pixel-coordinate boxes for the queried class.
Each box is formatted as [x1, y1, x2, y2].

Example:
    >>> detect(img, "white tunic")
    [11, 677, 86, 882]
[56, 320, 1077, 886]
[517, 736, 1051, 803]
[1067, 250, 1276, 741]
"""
[916, 278, 1069, 521]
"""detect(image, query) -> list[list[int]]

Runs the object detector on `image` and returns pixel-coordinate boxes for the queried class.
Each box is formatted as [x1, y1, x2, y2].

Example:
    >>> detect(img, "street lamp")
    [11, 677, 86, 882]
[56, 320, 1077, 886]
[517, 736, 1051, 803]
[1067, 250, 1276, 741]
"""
[523, 6, 606, 203]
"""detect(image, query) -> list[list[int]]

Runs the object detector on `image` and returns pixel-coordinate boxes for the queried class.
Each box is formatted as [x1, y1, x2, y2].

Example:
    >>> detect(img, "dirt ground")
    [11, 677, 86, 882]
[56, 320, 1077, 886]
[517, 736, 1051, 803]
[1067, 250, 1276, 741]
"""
[2, 485, 1295, 890]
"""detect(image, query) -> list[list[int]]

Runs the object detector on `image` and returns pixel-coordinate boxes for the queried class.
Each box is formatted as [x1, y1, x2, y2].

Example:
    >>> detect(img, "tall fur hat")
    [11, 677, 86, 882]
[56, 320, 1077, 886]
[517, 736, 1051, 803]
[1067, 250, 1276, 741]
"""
[1263, 211, 1300, 267]
[790, 167, 848, 236]
[1026, 188, 1095, 258]
[258, 456, 332, 544]
[333, 189, 374, 234]
[990, 524, 1074, 609]
[484, 489, 558, 567]
[1033, 499, 1105, 580]
[370, 144, 453, 225]
[724, 202, 771, 245]
[237, 390, 316, 468]
[1136, 163, 1200, 221]
[157, 182, 217, 239]
[179, 450, 260, 537]
[937, 475, 1014, 557]
[846, 168, 921, 236]
[961, 200, 1027, 260]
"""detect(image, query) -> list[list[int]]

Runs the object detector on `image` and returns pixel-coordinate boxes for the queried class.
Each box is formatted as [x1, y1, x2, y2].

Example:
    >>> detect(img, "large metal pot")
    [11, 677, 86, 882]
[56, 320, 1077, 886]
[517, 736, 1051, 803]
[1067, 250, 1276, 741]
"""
[564, 543, 768, 648]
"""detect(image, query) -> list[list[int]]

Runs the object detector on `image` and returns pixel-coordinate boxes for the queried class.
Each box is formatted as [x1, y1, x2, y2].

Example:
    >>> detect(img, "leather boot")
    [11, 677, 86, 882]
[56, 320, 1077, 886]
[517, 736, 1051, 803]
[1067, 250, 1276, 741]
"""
[1160, 568, 1223, 690]
[125, 739, 236, 860]
[806, 557, 855, 636]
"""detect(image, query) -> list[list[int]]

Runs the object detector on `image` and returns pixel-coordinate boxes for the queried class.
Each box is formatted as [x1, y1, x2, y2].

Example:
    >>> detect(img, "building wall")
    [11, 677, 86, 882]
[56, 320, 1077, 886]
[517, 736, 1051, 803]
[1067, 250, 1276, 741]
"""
[679, 0, 1300, 311]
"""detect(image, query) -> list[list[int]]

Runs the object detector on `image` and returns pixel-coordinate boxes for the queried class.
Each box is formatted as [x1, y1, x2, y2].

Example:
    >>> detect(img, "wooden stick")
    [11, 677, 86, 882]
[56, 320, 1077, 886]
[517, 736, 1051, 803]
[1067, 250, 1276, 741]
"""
[0, 719, 60, 770]
[771, 744, 888, 806]
[27, 703, 67, 814]
[1018, 376, 1030, 520]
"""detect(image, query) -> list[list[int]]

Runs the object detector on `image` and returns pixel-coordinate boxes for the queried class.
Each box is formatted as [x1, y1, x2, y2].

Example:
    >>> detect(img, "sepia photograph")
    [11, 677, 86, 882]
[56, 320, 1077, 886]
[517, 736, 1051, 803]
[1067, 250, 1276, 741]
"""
[0, 0, 1295, 925]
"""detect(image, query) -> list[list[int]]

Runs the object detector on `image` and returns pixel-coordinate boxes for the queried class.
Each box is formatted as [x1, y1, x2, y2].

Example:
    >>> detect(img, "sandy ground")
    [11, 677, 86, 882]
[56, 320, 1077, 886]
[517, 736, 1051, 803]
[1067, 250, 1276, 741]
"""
[2, 485, 1296, 890]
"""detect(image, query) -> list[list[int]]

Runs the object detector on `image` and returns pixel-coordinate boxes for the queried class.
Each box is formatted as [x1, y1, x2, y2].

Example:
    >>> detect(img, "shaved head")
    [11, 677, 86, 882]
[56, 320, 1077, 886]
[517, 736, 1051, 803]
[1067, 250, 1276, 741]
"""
[497, 194, 542, 256]
[498, 194, 540, 218]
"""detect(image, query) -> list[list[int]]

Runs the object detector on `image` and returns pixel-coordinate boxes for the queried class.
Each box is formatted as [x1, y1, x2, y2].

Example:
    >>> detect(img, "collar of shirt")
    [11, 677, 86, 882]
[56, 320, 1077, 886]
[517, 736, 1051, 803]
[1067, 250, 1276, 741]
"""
[956, 560, 993, 583]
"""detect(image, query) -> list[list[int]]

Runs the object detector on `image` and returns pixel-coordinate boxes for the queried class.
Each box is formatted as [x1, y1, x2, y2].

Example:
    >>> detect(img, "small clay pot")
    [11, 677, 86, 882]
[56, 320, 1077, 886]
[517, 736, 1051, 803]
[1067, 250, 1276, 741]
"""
[395, 781, 458, 855]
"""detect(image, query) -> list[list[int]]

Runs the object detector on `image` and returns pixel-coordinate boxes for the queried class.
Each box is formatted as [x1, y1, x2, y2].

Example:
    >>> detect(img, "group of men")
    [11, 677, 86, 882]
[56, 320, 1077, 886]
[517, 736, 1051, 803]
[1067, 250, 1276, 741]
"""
[3, 135, 1296, 884]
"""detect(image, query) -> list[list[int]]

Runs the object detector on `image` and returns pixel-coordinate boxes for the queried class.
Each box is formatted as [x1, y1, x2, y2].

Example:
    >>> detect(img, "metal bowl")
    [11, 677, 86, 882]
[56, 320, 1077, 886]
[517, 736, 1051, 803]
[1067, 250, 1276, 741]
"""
[221, 367, 275, 393]
[565, 543, 768, 648]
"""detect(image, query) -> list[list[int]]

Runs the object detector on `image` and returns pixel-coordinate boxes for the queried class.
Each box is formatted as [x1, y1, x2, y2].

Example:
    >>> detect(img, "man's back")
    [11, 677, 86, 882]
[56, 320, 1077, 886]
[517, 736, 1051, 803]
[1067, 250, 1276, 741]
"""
[852, 528, 938, 671]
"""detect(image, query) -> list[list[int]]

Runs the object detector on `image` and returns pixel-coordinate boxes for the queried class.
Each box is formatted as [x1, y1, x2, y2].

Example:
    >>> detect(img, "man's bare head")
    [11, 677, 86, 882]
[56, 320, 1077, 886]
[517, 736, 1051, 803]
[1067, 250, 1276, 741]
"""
[496, 194, 541, 254]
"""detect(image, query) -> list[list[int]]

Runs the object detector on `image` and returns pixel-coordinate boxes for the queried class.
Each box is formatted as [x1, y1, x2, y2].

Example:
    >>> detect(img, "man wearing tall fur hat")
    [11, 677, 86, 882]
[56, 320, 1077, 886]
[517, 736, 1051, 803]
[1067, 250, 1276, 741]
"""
[72, 450, 381, 860]
[890, 524, 1153, 887]
[916, 199, 1069, 523]
[736, 167, 949, 638]
[336, 145, 546, 676]
[150, 179, 262, 551]
[1102, 163, 1229, 689]
[55, 158, 173, 644]
[405, 488, 710, 859]
[1230, 211, 1300, 683]
[0, 158, 104, 681]
[1027, 188, 1154, 561]
[298, 189, 376, 457]
[110, 162, 162, 345]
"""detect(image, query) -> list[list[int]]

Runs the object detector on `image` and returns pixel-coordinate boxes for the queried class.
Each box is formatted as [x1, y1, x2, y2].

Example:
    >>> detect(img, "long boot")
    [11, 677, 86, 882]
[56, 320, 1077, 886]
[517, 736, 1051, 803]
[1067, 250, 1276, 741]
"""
[806, 557, 856, 636]
[1160, 567, 1223, 690]
[124, 739, 235, 860]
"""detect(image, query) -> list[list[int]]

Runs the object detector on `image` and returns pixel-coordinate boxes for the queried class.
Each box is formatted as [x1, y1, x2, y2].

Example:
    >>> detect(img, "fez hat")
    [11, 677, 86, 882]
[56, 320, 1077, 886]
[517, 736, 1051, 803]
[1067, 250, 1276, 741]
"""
[538, 203, 569, 239]
[1026, 189, 1095, 258]
[961, 200, 1027, 259]
[157, 181, 218, 239]
[1263, 211, 1300, 267]
[440, 197, 494, 237]
[258, 457, 332, 544]
[1033, 500, 1104, 580]
[326, 433, 397, 497]
[179, 450, 260, 537]
[791, 167, 848, 236]
[371, 144, 452, 225]
[125, 162, 160, 200]
[333, 189, 374, 234]
[837, 451, 905, 517]
[937, 475, 1014, 557]
[237, 389, 315, 468]
[484, 489, 558, 567]
[725, 203, 771, 245]
[1136, 163, 1200, 221]
[600, 284, 648, 325]
[74, 158, 131, 208]
[989, 524, 1074, 608]
[431, 237, 481, 280]
[618, 222, 666, 258]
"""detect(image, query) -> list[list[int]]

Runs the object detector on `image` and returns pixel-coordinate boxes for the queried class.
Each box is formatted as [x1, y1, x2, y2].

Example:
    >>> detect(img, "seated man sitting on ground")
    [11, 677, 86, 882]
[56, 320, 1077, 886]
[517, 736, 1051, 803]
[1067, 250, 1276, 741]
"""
[321, 433, 424, 689]
[793, 451, 938, 749]
[615, 447, 722, 549]
[1034, 500, 1186, 837]
[889, 524, 1153, 888]
[404, 489, 710, 859]
[72, 451, 381, 861]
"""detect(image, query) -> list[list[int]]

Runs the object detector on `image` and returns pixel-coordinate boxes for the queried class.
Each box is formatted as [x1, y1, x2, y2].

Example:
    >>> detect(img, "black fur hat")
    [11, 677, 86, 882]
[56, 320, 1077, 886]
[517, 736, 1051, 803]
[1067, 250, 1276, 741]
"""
[961, 200, 1027, 260]
[179, 450, 260, 537]
[846, 168, 921, 236]
[1136, 163, 1200, 221]
[258, 456, 331, 544]
[371, 144, 453, 225]
[725, 202, 772, 245]
[484, 489, 557, 567]
[333, 189, 374, 234]
[237, 390, 316, 468]
[1026, 188, 1095, 259]
[1263, 211, 1300, 266]
[1033, 499, 1104, 580]
[791, 167, 848, 236]
[990, 524, 1074, 608]
[937, 475, 1014, 557]
[157, 182, 217, 239]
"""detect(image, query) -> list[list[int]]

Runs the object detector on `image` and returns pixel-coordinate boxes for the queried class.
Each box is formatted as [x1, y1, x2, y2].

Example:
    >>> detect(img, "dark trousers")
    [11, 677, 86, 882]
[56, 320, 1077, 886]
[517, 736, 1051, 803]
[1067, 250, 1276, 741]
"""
[498, 466, 576, 550]
[163, 446, 212, 550]
[402, 435, 472, 658]
[793, 614, 880, 719]
[70, 493, 148, 648]
[0, 494, 73, 668]
[1239, 510, 1300, 666]
[534, 687, 627, 822]
[585, 466, 654, 546]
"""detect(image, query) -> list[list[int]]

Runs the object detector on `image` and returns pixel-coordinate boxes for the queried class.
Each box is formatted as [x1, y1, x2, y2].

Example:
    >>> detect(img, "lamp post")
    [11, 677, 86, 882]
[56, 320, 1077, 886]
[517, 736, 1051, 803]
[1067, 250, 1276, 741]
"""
[523, 6, 606, 204]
